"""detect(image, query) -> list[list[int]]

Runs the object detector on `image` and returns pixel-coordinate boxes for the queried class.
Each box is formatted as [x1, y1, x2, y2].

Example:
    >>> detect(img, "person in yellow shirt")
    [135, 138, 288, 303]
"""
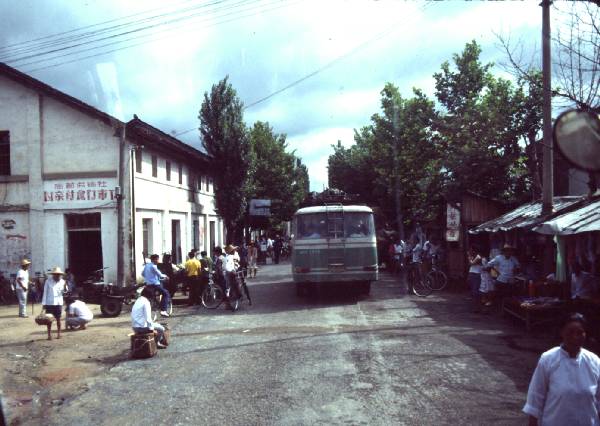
[184, 251, 201, 306]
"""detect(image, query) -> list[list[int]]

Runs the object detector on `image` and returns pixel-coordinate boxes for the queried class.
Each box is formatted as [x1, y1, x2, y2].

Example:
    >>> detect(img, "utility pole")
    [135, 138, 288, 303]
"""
[541, 0, 554, 214]
[392, 105, 405, 242]
[116, 123, 126, 287]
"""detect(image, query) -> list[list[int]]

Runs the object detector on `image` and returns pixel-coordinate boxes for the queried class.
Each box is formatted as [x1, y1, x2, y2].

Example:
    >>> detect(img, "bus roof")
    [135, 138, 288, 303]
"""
[295, 205, 373, 215]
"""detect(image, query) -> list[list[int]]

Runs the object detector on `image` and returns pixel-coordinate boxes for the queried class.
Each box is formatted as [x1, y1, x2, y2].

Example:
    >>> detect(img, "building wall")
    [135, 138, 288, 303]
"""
[0, 74, 120, 281]
[131, 146, 222, 278]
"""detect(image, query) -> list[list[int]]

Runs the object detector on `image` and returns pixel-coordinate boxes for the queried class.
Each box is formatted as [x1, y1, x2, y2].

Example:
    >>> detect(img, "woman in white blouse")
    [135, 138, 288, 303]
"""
[523, 313, 600, 425]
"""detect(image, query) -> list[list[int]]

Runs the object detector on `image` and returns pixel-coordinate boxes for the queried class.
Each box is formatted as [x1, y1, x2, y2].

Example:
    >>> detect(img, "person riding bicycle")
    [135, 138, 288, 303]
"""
[224, 245, 238, 298]
[142, 254, 171, 317]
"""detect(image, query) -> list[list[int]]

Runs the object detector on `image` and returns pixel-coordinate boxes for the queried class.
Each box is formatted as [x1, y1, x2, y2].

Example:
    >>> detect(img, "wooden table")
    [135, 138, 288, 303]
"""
[503, 297, 565, 331]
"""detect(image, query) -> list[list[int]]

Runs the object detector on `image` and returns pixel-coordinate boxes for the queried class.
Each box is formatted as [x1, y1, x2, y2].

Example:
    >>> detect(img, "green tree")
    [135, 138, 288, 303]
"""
[433, 40, 534, 202]
[247, 121, 309, 227]
[199, 76, 250, 241]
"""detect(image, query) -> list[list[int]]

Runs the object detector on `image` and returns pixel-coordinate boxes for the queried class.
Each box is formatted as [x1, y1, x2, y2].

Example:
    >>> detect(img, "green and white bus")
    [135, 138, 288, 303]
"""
[291, 204, 378, 295]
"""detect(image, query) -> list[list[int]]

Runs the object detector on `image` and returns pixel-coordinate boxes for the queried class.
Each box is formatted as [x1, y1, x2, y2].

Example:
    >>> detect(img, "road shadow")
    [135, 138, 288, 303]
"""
[194, 275, 407, 316]
[411, 294, 558, 393]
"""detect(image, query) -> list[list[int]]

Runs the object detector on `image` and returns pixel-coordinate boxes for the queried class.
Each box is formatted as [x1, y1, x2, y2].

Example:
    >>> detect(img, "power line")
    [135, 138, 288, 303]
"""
[0, 0, 230, 59]
[174, 1, 435, 138]
[2, 0, 256, 63]
[15, 0, 277, 69]
[23, 0, 301, 73]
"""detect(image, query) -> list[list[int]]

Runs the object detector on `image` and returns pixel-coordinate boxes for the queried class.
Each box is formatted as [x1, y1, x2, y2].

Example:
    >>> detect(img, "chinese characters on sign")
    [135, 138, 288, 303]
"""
[446, 204, 461, 242]
[43, 178, 117, 209]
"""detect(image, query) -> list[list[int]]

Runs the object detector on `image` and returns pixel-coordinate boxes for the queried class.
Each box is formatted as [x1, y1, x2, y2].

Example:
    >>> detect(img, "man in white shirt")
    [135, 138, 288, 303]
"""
[131, 286, 166, 348]
[224, 245, 238, 298]
[65, 296, 93, 330]
[571, 263, 596, 300]
[15, 259, 31, 318]
[42, 267, 67, 340]
[487, 244, 520, 301]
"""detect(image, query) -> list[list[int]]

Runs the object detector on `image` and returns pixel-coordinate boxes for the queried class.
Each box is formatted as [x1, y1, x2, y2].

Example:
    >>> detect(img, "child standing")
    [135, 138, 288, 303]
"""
[479, 256, 495, 308]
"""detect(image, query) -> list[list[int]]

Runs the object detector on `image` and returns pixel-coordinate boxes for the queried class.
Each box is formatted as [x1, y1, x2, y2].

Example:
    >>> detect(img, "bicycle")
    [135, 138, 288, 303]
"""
[201, 270, 250, 311]
[425, 254, 448, 291]
[408, 262, 432, 297]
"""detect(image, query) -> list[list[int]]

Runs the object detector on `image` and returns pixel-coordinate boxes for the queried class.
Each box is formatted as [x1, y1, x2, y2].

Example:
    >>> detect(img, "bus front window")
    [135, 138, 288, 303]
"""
[344, 213, 375, 238]
[296, 213, 326, 239]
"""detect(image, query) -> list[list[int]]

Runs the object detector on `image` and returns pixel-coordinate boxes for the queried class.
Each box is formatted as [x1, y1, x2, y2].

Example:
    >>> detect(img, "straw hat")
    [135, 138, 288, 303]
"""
[225, 244, 238, 254]
[21, 259, 31, 266]
[50, 266, 65, 275]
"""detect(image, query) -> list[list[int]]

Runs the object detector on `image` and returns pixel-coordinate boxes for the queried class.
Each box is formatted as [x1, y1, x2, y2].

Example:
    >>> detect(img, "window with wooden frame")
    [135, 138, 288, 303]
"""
[178, 163, 183, 185]
[135, 149, 142, 173]
[0, 131, 10, 175]
[166, 161, 171, 181]
[151, 155, 158, 178]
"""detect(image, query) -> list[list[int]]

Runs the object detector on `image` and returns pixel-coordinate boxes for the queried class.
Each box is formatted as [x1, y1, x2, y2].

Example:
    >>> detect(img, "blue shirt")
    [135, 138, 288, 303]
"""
[142, 263, 165, 285]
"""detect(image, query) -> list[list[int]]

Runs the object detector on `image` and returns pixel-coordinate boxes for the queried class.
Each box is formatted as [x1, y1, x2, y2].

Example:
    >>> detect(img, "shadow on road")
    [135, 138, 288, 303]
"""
[411, 294, 558, 393]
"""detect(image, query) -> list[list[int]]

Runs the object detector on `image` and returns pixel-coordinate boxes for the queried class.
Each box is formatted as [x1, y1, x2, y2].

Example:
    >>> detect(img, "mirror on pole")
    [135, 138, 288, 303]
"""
[553, 109, 600, 172]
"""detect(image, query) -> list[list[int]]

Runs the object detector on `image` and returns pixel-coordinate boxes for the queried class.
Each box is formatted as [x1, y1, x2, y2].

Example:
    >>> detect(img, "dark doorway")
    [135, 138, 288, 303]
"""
[67, 213, 102, 283]
[209, 220, 216, 257]
[171, 219, 181, 263]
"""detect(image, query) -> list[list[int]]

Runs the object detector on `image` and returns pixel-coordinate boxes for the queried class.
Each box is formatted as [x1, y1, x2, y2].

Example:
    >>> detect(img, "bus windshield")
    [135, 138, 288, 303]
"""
[295, 211, 374, 240]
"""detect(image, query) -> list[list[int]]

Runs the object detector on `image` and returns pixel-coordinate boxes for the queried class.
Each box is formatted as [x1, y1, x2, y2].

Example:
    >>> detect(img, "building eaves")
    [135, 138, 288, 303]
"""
[533, 195, 600, 235]
[0, 62, 120, 127]
[468, 196, 585, 234]
[126, 116, 209, 166]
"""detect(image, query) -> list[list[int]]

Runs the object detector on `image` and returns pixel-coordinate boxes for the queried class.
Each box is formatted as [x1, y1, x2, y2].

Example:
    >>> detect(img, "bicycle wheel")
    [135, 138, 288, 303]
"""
[201, 285, 224, 309]
[412, 278, 432, 297]
[426, 270, 448, 291]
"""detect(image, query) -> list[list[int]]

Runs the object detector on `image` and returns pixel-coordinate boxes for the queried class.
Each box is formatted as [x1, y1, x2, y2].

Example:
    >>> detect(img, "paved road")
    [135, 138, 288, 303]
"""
[43, 263, 554, 425]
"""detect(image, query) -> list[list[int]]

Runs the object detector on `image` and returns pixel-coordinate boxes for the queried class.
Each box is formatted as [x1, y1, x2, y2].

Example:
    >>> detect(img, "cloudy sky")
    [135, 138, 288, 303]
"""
[1, 0, 555, 190]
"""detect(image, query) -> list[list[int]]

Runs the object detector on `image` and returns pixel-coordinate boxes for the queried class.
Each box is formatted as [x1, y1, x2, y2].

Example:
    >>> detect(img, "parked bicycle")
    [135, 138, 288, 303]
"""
[202, 270, 250, 311]
[425, 254, 448, 291]
[408, 262, 432, 297]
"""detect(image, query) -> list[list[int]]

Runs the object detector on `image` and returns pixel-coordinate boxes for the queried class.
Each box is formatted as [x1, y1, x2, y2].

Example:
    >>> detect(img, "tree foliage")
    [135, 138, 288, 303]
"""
[328, 41, 544, 230]
[199, 76, 250, 239]
[247, 121, 309, 226]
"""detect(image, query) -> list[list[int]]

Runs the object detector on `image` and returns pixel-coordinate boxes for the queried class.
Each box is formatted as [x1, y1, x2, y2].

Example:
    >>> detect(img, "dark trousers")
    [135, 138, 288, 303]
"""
[468, 272, 481, 311]
[274, 249, 281, 264]
[188, 276, 202, 305]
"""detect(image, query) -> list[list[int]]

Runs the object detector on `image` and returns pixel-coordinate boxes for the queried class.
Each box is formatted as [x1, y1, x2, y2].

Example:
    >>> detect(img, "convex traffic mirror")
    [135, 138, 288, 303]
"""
[553, 109, 600, 172]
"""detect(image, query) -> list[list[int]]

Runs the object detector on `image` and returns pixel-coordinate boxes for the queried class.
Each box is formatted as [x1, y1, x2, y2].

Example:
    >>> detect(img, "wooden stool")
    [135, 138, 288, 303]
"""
[129, 332, 157, 359]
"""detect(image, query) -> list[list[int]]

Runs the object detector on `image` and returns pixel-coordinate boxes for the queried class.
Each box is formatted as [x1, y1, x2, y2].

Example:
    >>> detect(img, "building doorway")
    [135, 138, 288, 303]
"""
[209, 220, 215, 257]
[67, 213, 102, 284]
[171, 219, 181, 263]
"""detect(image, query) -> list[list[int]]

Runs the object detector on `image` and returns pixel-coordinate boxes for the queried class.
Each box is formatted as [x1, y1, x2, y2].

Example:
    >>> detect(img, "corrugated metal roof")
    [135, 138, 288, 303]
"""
[468, 196, 583, 234]
[533, 197, 600, 235]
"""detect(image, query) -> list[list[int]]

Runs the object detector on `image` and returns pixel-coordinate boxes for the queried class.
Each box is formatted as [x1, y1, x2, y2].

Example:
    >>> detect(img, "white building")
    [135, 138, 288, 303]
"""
[0, 63, 223, 285]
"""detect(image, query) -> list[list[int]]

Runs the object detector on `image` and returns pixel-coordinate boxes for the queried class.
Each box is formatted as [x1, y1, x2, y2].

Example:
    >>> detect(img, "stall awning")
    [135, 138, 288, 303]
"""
[468, 196, 583, 234]
[533, 197, 600, 235]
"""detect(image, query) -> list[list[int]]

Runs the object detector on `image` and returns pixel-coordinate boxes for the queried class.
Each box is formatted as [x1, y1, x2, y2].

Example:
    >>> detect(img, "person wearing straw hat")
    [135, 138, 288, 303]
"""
[15, 259, 31, 318]
[487, 244, 520, 306]
[41, 266, 67, 340]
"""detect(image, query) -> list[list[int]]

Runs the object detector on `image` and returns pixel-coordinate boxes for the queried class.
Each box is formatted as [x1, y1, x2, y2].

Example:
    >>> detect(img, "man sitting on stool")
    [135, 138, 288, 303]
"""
[131, 286, 167, 349]
[65, 295, 93, 330]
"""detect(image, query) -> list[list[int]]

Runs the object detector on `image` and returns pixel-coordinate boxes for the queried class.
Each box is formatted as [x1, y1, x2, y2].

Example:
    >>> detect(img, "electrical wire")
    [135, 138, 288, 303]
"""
[2, 0, 259, 63]
[0, 0, 204, 53]
[173, 1, 435, 137]
[23, 0, 301, 73]
[0, 0, 252, 60]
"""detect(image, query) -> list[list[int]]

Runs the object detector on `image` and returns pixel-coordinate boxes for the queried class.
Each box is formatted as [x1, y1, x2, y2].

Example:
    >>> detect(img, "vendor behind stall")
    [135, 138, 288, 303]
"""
[571, 262, 597, 300]
[487, 244, 520, 301]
